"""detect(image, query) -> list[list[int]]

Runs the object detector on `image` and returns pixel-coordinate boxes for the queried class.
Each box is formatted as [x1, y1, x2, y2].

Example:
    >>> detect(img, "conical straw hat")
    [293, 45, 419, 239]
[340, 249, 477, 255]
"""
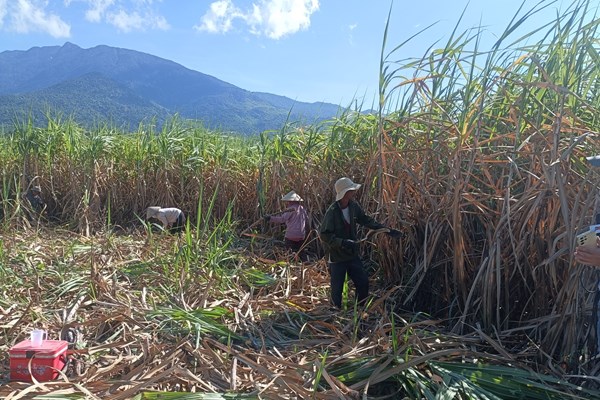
[281, 190, 303, 202]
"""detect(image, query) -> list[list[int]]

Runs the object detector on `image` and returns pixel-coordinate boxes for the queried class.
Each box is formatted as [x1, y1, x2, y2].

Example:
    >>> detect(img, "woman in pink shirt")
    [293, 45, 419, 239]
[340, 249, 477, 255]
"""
[146, 206, 185, 234]
[265, 190, 308, 253]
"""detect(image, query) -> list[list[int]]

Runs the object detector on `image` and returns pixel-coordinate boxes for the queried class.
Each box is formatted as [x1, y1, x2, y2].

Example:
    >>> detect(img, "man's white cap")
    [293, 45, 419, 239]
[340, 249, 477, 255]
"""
[335, 177, 361, 201]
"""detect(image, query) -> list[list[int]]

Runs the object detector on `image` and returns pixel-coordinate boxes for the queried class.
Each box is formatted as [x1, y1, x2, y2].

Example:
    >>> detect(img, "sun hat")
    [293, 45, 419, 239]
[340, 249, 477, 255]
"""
[281, 190, 303, 202]
[335, 177, 361, 201]
[146, 206, 161, 219]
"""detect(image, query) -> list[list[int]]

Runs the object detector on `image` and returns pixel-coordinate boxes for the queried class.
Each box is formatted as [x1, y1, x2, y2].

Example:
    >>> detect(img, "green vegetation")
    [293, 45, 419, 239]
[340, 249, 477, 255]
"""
[2, 0, 600, 398]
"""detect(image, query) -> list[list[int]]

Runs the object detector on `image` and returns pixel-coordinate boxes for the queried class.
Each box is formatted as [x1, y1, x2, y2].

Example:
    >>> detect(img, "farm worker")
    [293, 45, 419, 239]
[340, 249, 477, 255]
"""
[146, 206, 185, 234]
[574, 153, 600, 354]
[264, 190, 308, 254]
[21, 184, 46, 222]
[25, 185, 45, 215]
[574, 238, 600, 353]
[319, 177, 401, 309]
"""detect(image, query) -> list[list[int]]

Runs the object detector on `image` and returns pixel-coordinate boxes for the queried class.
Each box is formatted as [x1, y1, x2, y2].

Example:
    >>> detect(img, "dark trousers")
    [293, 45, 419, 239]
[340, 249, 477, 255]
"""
[328, 258, 369, 308]
[285, 238, 304, 252]
[285, 238, 309, 261]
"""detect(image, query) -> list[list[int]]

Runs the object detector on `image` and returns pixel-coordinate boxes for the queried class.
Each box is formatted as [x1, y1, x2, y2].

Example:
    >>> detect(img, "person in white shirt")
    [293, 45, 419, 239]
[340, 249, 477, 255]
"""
[146, 206, 185, 233]
[319, 177, 401, 309]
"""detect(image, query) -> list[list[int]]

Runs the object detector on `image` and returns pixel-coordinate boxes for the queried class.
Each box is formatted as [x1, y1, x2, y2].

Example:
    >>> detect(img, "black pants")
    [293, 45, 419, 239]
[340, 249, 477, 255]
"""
[285, 238, 304, 252]
[328, 258, 369, 308]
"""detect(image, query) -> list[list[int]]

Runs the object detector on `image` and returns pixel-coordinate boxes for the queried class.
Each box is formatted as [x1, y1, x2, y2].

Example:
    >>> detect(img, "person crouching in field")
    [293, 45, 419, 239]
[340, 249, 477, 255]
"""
[146, 206, 185, 234]
[265, 190, 308, 256]
[23, 185, 46, 220]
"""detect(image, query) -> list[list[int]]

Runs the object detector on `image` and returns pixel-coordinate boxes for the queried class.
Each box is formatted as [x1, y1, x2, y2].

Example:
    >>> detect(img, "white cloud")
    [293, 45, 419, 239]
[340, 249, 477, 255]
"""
[106, 8, 169, 32]
[0, 0, 8, 29]
[196, 0, 320, 40]
[83, 0, 115, 23]
[195, 0, 242, 34]
[75, 0, 169, 32]
[108, 9, 143, 31]
[1, 0, 71, 38]
[348, 23, 356, 46]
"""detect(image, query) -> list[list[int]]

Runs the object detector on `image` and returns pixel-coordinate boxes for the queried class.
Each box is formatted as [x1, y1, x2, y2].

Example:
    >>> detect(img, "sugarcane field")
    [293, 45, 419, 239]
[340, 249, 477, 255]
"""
[4, 1, 600, 399]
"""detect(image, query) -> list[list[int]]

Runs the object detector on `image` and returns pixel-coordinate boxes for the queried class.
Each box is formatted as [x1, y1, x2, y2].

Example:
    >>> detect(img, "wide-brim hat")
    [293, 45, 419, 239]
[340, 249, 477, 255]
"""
[146, 206, 161, 219]
[281, 190, 303, 202]
[335, 177, 361, 201]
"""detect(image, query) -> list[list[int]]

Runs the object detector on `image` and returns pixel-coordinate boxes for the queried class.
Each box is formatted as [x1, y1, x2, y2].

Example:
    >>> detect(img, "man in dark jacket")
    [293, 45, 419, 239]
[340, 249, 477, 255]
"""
[23, 185, 46, 221]
[319, 177, 401, 309]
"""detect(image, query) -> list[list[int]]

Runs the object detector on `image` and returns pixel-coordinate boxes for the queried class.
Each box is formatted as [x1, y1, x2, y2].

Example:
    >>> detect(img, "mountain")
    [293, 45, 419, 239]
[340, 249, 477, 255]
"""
[0, 73, 170, 129]
[0, 42, 343, 134]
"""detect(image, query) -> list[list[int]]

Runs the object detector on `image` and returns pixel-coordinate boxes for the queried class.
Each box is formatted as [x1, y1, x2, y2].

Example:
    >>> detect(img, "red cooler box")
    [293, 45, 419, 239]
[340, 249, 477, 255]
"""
[9, 340, 68, 382]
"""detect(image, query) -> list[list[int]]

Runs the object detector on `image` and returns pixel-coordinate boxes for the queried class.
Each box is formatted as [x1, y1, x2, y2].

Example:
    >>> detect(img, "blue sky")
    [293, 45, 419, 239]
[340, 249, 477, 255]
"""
[0, 0, 575, 105]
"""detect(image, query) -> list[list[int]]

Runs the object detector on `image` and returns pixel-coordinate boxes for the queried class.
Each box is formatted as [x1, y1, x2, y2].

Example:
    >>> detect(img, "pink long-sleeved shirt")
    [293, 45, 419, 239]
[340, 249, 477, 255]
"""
[269, 203, 308, 241]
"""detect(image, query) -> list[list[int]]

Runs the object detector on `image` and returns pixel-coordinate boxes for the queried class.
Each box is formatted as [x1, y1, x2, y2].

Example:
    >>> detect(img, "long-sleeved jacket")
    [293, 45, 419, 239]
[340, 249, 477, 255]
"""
[319, 200, 385, 262]
[269, 203, 308, 241]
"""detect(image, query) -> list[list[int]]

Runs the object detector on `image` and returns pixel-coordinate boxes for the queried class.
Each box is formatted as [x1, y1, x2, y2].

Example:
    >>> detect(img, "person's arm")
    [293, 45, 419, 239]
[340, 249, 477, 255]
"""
[353, 201, 402, 237]
[269, 212, 289, 225]
[353, 202, 386, 230]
